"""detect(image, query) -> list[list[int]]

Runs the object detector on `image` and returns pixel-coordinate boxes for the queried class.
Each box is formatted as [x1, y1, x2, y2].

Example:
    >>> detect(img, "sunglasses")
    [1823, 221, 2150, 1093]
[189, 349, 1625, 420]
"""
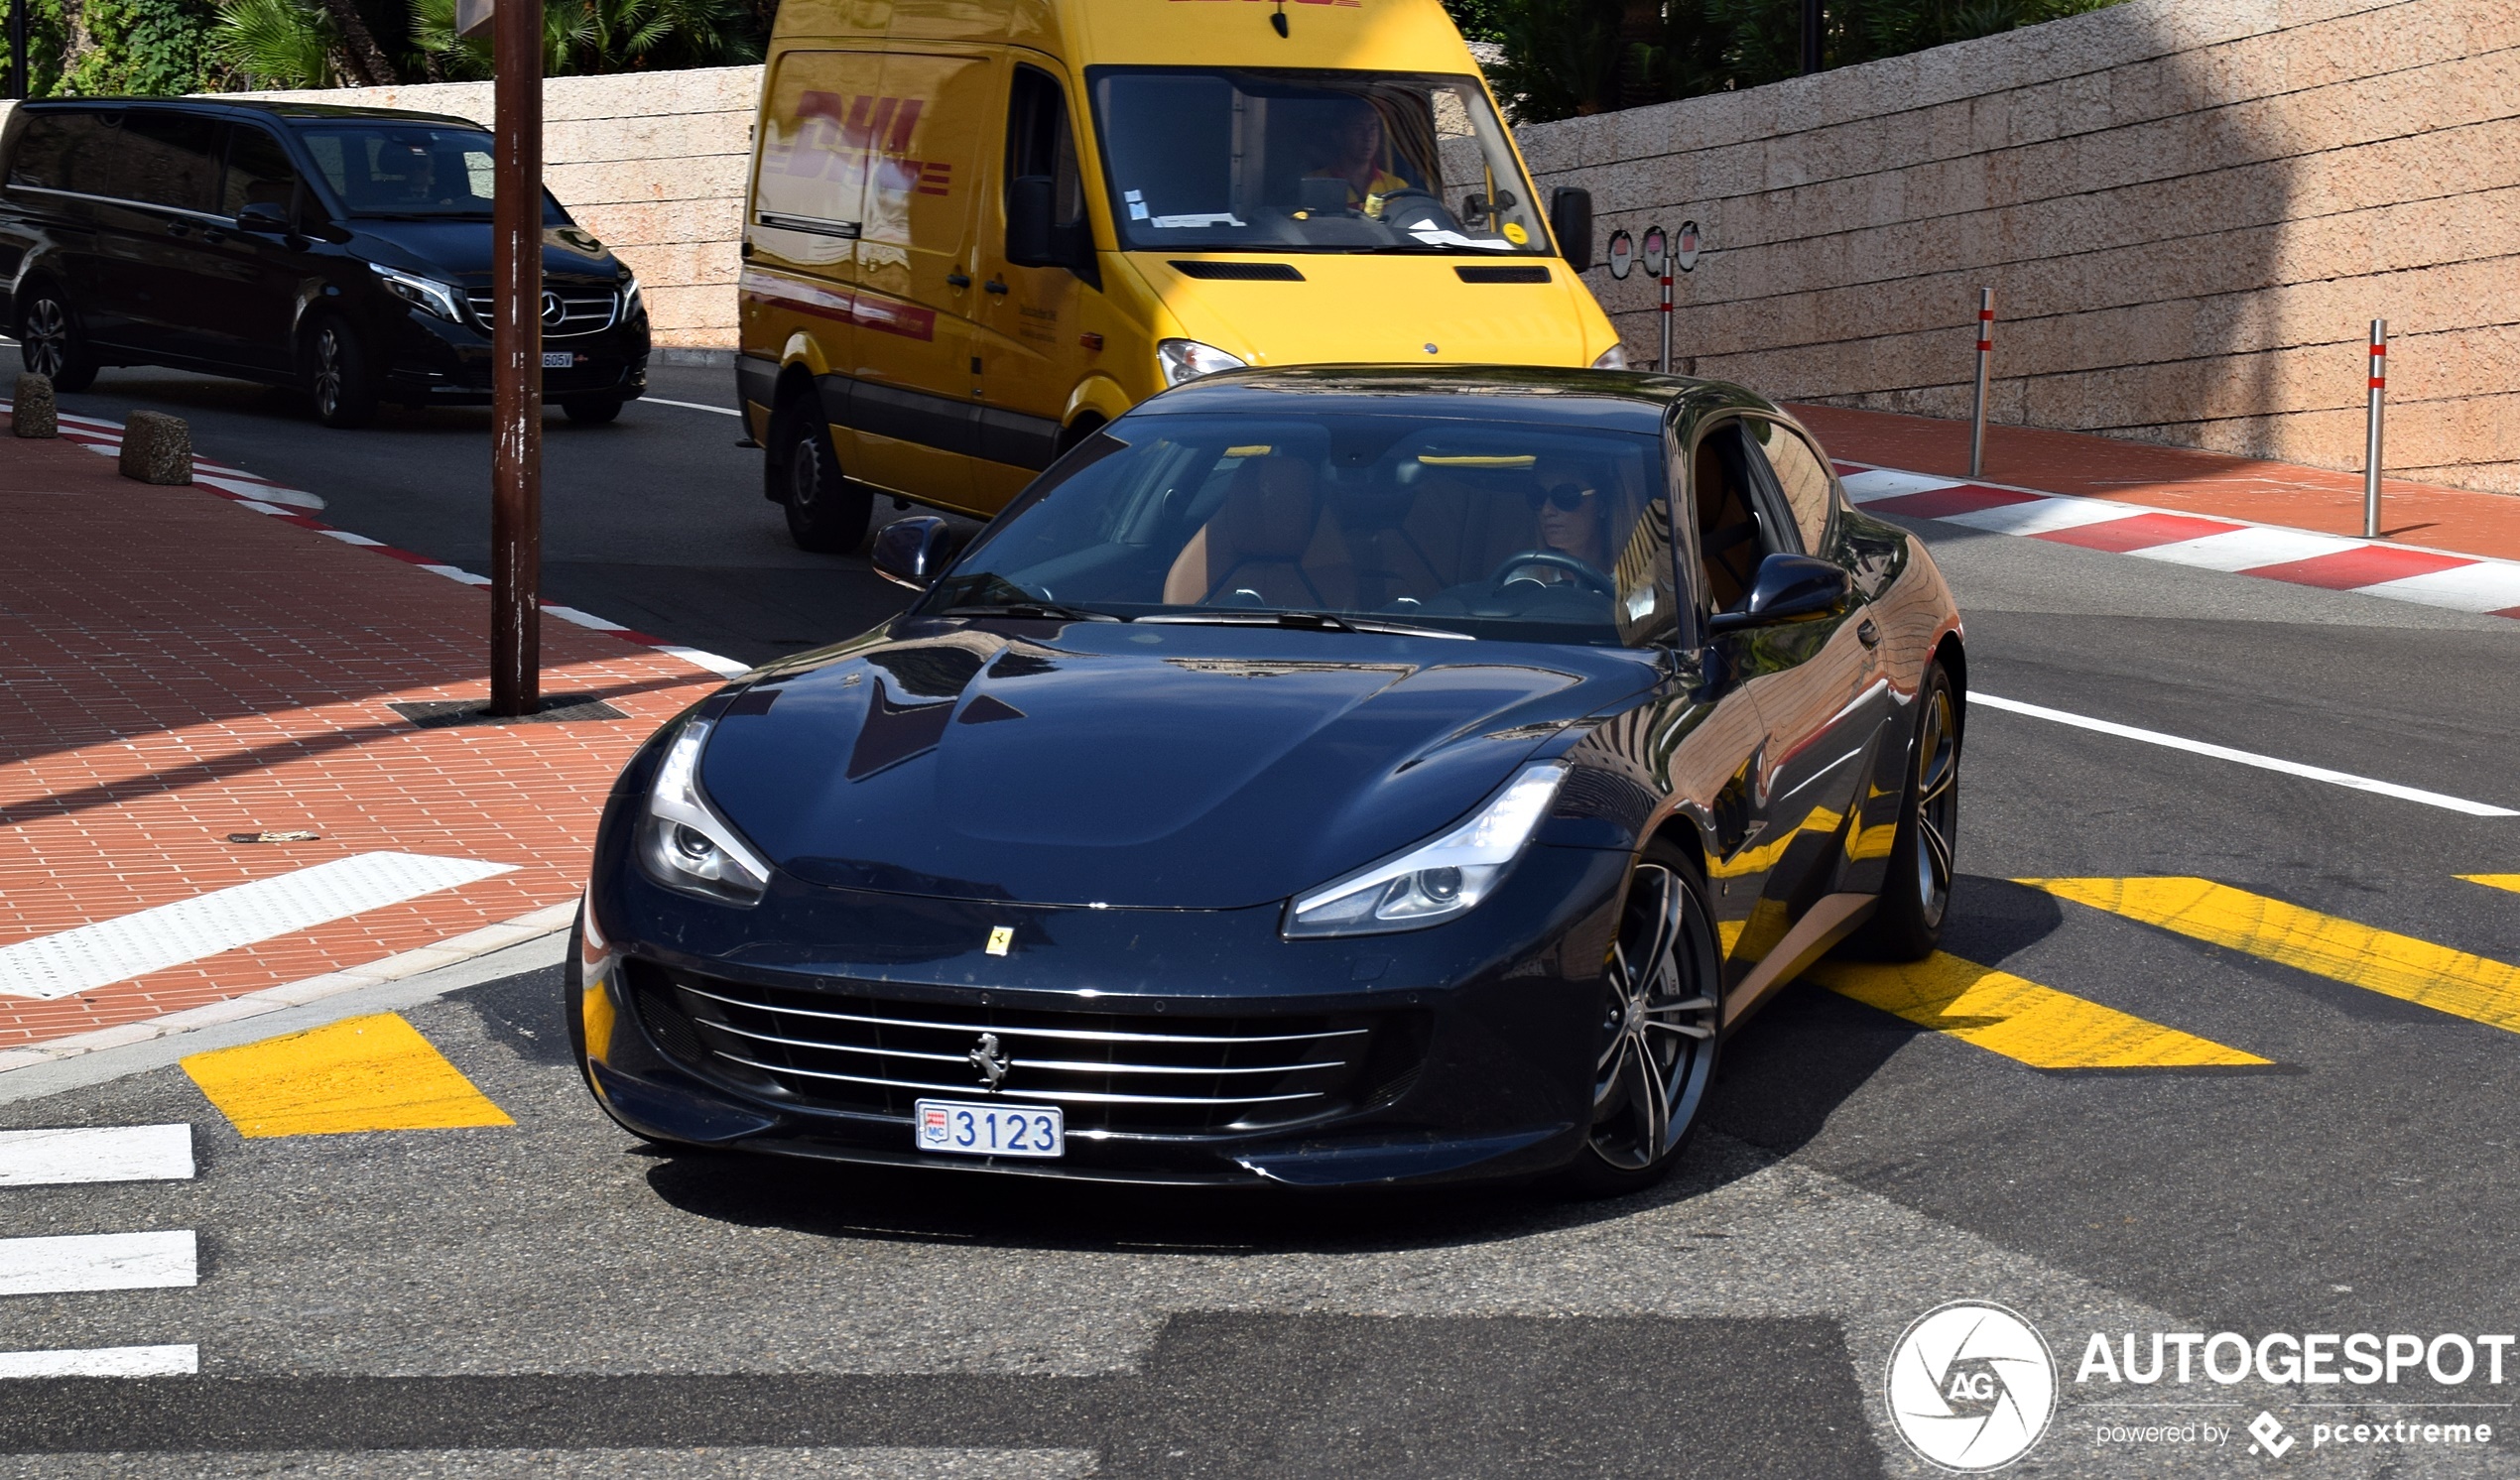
[1527, 483, 1594, 512]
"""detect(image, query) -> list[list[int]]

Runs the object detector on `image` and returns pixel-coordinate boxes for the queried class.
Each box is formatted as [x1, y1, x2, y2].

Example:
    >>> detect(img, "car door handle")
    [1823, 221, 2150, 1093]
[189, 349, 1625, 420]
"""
[945, 271, 971, 289]
[1857, 618, 1881, 649]
[983, 278, 1009, 295]
[164, 220, 191, 236]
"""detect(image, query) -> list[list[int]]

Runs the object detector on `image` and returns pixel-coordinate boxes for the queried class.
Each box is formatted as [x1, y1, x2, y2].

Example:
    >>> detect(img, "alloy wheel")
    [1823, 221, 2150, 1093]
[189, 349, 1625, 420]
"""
[1911, 685, 1958, 927]
[313, 328, 345, 420]
[22, 298, 66, 380]
[1588, 862, 1718, 1172]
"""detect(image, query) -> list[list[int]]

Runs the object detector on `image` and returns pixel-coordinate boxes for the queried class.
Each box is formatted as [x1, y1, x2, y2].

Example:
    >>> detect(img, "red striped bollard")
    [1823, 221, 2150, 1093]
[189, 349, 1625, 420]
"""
[2364, 319, 2387, 540]
[1969, 288, 1993, 478]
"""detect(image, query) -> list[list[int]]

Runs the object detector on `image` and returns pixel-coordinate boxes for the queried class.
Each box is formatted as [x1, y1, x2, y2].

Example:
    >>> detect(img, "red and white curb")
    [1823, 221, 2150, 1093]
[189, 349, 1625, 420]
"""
[1836, 463, 2520, 619]
[12, 402, 752, 679]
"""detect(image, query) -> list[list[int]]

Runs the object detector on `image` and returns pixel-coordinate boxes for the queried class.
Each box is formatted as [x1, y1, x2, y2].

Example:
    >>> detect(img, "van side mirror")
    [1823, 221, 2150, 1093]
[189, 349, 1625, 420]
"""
[236, 201, 291, 234]
[1007, 176, 1095, 283]
[1550, 187, 1593, 272]
[871, 515, 962, 591]
[1705, 554, 1851, 634]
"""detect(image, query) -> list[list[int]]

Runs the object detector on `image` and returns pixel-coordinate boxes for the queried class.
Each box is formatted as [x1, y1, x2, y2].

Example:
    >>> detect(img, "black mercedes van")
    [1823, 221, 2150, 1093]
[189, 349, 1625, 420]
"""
[0, 98, 649, 428]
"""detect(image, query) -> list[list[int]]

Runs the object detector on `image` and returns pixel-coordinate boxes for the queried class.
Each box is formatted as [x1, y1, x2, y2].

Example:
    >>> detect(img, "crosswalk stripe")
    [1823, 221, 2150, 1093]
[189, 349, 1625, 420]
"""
[182, 1013, 514, 1138]
[0, 1231, 196, 1295]
[2027, 877, 2520, 1035]
[0, 852, 518, 1001]
[0, 1125, 192, 1187]
[0, 1344, 197, 1379]
[1808, 953, 2270, 1068]
[2459, 874, 2520, 897]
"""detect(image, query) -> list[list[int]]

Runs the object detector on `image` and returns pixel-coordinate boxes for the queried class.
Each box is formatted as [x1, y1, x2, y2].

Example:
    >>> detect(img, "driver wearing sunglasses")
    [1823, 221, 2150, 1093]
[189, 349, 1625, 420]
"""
[1526, 472, 1609, 576]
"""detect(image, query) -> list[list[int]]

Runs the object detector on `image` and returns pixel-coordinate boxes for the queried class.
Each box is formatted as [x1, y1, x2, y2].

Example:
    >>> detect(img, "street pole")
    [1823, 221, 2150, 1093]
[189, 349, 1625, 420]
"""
[488, 0, 543, 717]
[1968, 287, 1993, 479]
[2364, 318, 2387, 540]
[1801, 0, 1822, 74]
[9, 0, 27, 101]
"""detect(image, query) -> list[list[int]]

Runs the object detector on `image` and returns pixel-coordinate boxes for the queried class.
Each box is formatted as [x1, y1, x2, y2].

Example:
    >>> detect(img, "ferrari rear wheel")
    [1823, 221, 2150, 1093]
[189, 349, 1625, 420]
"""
[1849, 662, 1960, 961]
[1562, 841, 1720, 1197]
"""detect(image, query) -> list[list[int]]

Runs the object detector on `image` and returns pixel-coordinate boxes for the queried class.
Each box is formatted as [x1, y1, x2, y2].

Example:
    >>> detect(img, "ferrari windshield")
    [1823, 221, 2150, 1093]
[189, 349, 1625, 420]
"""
[925, 413, 1676, 645]
[1088, 68, 1549, 255]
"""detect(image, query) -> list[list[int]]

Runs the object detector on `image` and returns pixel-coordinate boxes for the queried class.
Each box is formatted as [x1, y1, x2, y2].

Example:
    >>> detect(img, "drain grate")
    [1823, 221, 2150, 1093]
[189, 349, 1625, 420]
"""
[389, 693, 628, 729]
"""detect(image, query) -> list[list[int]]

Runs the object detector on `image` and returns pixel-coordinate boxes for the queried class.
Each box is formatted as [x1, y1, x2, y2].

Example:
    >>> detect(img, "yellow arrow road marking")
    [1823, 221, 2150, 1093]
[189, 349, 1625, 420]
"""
[2025, 877, 2520, 1035]
[2459, 875, 2520, 897]
[1808, 953, 2270, 1069]
[182, 1013, 514, 1138]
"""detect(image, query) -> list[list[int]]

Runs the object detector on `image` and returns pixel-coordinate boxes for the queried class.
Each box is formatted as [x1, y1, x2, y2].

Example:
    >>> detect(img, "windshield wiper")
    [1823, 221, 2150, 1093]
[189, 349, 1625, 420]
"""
[940, 600, 1126, 623]
[1138, 610, 1473, 640]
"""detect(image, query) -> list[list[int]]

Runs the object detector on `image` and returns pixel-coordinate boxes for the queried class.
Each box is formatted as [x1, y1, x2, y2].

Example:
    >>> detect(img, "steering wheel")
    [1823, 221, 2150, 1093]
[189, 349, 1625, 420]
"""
[1489, 550, 1614, 595]
[1374, 187, 1453, 228]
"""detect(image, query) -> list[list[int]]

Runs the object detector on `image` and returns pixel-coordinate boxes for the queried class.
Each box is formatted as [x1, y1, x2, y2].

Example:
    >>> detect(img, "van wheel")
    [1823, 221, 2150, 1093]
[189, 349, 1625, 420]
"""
[19, 285, 96, 392]
[770, 393, 868, 554]
[562, 394, 624, 425]
[306, 317, 378, 429]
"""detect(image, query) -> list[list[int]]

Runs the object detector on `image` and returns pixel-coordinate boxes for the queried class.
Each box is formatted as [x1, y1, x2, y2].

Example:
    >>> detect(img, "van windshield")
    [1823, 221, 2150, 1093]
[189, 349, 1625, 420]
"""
[1086, 68, 1549, 256]
[293, 123, 567, 222]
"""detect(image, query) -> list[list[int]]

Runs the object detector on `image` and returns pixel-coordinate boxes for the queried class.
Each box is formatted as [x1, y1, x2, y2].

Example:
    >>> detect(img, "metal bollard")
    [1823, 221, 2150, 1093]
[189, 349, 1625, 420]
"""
[1968, 288, 1993, 479]
[2364, 319, 2387, 540]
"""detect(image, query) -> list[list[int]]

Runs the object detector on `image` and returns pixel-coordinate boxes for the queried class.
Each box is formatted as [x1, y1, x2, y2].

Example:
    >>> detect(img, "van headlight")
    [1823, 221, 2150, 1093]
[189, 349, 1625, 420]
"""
[1591, 344, 1629, 370]
[1157, 338, 1247, 386]
[373, 265, 464, 322]
[621, 272, 644, 318]
[636, 719, 771, 906]
[1283, 764, 1565, 937]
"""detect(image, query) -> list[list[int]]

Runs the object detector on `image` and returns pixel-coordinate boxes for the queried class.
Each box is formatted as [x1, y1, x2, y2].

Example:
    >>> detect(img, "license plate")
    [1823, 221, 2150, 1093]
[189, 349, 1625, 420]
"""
[915, 1098, 1064, 1159]
[542, 351, 575, 368]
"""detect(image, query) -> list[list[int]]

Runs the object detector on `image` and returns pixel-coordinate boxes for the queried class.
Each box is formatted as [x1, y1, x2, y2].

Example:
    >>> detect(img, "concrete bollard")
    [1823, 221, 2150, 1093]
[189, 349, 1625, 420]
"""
[119, 410, 193, 485]
[11, 373, 56, 438]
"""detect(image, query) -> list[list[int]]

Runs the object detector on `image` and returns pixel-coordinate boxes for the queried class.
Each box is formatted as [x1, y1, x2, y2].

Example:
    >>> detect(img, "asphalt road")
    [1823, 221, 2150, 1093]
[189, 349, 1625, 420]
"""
[8, 362, 2520, 1476]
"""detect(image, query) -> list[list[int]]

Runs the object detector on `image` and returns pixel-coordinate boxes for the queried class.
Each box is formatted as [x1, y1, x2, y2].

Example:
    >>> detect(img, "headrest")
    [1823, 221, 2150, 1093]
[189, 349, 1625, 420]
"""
[1213, 455, 1319, 560]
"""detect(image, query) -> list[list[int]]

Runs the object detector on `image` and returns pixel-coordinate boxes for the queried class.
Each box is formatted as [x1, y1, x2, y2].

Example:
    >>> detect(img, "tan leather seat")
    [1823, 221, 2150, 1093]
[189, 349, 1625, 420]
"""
[1164, 456, 1352, 608]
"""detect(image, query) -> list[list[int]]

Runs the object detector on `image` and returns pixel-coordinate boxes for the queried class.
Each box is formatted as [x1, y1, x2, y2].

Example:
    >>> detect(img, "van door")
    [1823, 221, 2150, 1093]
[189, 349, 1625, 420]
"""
[748, 49, 884, 448]
[92, 110, 226, 361]
[969, 60, 1091, 511]
[191, 123, 315, 377]
[847, 48, 998, 512]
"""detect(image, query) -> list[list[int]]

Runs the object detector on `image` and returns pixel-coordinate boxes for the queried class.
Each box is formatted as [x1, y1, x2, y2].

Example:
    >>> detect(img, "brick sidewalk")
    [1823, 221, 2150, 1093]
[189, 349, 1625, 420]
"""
[1792, 405, 2520, 564]
[0, 431, 725, 1050]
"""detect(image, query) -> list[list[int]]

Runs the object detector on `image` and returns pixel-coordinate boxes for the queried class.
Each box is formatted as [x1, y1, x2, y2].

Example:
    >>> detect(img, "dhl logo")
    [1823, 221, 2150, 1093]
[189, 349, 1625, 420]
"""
[767, 91, 953, 197]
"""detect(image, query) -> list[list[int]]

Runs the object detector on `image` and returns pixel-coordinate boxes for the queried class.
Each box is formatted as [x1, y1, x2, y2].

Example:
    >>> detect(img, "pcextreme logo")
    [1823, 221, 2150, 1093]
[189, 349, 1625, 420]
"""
[767, 92, 953, 198]
[1887, 1301, 2059, 1471]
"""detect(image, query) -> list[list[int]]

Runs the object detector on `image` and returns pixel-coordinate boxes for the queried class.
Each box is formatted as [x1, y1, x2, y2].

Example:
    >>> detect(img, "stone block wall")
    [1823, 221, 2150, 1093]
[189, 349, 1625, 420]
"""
[213, 67, 761, 350]
[1525, 0, 2520, 493]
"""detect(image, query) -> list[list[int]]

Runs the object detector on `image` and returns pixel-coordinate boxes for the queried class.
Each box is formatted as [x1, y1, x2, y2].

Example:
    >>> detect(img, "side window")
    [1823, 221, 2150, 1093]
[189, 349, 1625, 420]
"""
[221, 126, 302, 218]
[7, 114, 69, 189]
[1690, 421, 1787, 614]
[119, 112, 223, 213]
[15, 111, 116, 195]
[1004, 64, 1083, 233]
[1747, 419, 1835, 555]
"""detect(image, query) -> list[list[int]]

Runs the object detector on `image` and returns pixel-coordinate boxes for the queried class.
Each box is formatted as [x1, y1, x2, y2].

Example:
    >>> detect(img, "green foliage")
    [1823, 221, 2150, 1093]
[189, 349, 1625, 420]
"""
[2, 0, 73, 98]
[411, 0, 759, 78]
[65, 0, 221, 94]
[209, 0, 342, 88]
[1442, 0, 1513, 44]
[1490, 0, 2123, 122]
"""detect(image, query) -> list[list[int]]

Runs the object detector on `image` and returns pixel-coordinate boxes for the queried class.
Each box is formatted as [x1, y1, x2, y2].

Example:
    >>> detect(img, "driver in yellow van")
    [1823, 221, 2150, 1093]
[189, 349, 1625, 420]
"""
[1308, 99, 1411, 216]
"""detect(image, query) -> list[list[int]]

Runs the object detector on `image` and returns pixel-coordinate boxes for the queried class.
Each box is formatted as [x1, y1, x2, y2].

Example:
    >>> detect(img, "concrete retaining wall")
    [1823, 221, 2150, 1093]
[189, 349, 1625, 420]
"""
[1524, 0, 2520, 494]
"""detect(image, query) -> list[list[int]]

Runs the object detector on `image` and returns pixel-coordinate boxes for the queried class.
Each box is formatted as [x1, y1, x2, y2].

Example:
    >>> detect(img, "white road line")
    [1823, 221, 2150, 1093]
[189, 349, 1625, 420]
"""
[642, 396, 743, 417]
[0, 1232, 196, 1295]
[0, 852, 518, 1001]
[2351, 561, 2520, 613]
[656, 644, 754, 678]
[0, 1125, 192, 1186]
[1974, 692, 2519, 818]
[1839, 469, 1962, 504]
[0, 1344, 198, 1378]
[1940, 495, 2145, 537]
[2129, 526, 2353, 572]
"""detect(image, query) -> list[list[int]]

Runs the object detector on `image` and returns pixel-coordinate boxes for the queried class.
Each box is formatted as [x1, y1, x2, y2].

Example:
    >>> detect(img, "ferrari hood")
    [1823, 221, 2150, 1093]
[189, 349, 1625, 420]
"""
[698, 621, 1655, 909]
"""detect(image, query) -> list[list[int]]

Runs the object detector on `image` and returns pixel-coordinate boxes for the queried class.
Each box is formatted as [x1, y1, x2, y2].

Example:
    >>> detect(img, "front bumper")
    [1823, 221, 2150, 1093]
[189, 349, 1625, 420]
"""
[379, 306, 650, 405]
[577, 817, 1630, 1188]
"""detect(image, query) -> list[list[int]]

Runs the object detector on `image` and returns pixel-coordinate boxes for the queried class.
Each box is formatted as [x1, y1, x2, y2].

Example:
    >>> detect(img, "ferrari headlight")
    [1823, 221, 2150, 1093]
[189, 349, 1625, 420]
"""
[1591, 344, 1630, 371]
[373, 264, 463, 322]
[1284, 764, 1565, 937]
[636, 719, 771, 906]
[1157, 338, 1247, 387]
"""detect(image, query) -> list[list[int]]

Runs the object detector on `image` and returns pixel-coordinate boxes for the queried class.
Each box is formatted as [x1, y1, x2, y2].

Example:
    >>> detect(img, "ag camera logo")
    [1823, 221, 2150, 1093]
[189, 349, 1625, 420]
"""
[1888, 1300, 2059, 1470]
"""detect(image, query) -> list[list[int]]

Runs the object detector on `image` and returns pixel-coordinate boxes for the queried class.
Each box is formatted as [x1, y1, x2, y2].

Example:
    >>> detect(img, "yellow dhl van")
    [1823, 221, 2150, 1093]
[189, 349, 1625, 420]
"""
[735, 0, 1625, 551]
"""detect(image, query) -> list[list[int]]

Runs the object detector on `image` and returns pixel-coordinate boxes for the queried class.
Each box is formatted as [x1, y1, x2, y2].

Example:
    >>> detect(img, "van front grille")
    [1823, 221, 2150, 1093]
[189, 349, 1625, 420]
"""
[465, 284, 620, 337]
[625, 961, 1426, 1137]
